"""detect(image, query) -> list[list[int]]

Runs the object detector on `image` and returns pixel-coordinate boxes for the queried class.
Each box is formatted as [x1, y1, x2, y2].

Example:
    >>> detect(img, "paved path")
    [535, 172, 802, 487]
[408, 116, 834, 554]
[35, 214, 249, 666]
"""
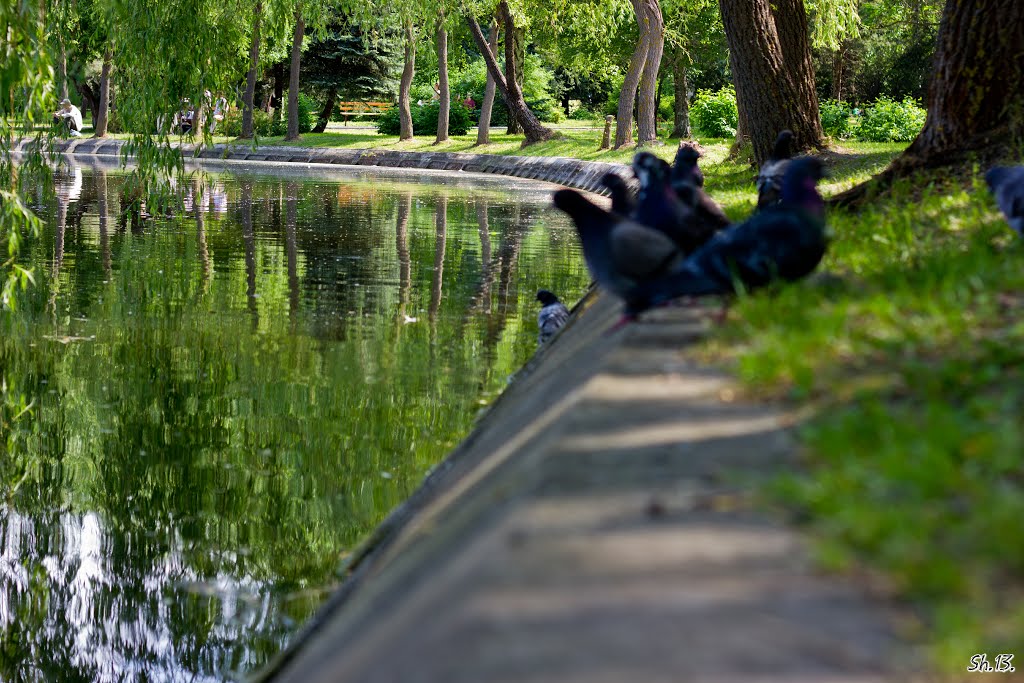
[260, 291, 916, 683]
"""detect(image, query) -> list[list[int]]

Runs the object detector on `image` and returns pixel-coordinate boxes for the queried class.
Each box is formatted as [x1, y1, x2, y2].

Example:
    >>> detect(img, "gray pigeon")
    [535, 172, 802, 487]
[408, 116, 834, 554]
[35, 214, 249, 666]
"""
[756, 130, 795, 210]
[984, 166, 1024, 236]
[536, 290, 570, 344]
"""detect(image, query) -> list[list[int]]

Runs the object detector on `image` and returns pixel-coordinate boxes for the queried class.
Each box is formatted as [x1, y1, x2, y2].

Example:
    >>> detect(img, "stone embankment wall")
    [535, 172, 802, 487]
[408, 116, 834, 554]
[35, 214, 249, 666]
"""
[18, 137, 625, 196]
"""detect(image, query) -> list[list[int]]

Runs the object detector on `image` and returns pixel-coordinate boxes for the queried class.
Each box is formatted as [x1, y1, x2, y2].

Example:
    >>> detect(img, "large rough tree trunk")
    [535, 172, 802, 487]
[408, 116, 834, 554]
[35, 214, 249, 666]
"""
[834, 0, 1024, 205]
[285, 4, 304, 141]
[669, 47, 691, 139]
[399, 21, 416, 141]
[465, 11, 556, 145]
[636, 0, 664, 145]
[615, 0, 655, 148]
[241, 0, 263, 139]
[435, 13, 450, 144]
[313, 86, 337, 133]
[503, 6, 523, 135]
[93, 50, 112, 137]
[718, 0, 824, 164]
[476, 18, 500, 145]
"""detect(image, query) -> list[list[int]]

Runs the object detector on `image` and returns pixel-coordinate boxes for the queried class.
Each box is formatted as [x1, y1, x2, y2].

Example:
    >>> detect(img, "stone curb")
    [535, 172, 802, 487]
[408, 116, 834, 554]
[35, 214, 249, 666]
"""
[19, 137, 627, 195]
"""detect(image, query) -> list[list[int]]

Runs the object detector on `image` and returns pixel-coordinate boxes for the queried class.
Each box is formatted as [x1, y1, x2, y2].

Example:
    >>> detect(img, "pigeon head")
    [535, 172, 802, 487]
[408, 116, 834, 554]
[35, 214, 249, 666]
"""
[672, 144, 704, 187]
[780, 157, 827, 216]
[985, 166, 1013, 193]
[536, 289, 560, 306]
[985, 166, 1024, 235]
[772, 130, 795, 161]
[632, 152, 671, 187]
[601, 172, 634, 215]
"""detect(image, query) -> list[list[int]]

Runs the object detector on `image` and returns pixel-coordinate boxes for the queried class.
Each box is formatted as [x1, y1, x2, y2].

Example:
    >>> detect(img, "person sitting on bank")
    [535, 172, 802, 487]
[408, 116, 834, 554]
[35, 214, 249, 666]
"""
[53, 98, 84, 137]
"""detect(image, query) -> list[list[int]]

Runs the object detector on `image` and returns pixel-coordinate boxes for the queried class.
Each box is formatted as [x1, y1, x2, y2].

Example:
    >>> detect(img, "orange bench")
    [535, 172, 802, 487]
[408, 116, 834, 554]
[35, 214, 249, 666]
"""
[337, 101, 392, 124]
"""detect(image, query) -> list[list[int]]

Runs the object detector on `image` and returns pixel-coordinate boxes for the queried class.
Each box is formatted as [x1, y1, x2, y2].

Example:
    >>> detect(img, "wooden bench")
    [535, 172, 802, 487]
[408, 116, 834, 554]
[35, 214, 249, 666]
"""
[337, 101, 392, 125]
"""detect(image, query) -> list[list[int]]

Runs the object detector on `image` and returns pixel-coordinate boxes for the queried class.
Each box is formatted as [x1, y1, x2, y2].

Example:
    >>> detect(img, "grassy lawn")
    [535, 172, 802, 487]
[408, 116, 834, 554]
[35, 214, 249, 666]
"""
[695, 144, 1024, 671]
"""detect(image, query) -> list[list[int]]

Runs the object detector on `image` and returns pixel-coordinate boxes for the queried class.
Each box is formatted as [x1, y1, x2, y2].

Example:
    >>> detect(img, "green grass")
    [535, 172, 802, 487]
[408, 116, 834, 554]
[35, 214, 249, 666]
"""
[696, 149, 1024, 671]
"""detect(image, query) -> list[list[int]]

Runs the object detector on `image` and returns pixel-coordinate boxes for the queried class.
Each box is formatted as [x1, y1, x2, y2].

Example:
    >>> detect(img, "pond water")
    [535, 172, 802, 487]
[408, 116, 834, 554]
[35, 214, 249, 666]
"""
[0, 157, 589, 682]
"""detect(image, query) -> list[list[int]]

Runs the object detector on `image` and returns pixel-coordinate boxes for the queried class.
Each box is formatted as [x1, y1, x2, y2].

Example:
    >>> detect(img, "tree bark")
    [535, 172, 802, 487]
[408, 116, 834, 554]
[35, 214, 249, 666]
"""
[476, 18, 500, 145]
[615, 0, 654, 148]
[503, 5, 523, 135]
[833, 0, 1024, 206]
[669, 48, 691, 138]
[241, 0, 263, 139]
[465, 11, 556, 145]
[399, 21, 416, 140]
[285, 4, 304, 141]
[93, 50, 112, 137]
[435, 13, 450, 144]
[57, 36, 68, 101]
[718, 0, 824, 164]
[636, 0, 664, 145]
[313, 86, 337, 133]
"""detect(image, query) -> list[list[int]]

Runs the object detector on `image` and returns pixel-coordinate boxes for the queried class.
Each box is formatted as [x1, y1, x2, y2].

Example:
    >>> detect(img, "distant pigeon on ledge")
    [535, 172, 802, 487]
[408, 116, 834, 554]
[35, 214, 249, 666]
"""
[536, 290, 570, 345]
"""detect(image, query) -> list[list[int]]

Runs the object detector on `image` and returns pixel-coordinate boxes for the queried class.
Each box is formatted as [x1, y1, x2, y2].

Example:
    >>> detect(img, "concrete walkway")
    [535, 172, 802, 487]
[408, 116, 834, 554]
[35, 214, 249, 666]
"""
[259, 291, 915, 683]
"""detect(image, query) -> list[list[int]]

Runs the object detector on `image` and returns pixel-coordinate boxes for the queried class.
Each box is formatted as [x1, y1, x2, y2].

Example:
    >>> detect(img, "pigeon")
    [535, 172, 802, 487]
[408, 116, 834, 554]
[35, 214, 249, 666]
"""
[601, 172, 636, 216]
[536, 290, 570, 344]
[756, 129, 795, 210]
[626, 156, 829, 316]
[631, 152, 708, 254]
[553, 189, 683, 313]
[984, 166, 1024, 236]
[671, 144, 732, 238]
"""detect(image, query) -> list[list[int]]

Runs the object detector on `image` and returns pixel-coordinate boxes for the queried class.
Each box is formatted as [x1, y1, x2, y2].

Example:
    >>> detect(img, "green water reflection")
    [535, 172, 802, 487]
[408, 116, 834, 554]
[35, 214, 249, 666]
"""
[0, 157, 589, 682]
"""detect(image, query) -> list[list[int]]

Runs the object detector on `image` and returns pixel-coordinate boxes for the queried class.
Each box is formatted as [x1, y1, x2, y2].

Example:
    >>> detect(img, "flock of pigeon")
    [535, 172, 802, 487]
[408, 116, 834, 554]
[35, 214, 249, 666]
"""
[536, 130, 1024, 345]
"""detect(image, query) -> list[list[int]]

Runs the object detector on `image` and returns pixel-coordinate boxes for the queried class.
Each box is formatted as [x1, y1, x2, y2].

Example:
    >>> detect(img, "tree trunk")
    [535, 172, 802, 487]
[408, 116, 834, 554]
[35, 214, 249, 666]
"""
[241, 0, 263, 139]
[313, 87, 337, 133]
[718, 0, 824, 164]
[271, 62, 285, 118]
[399, 21, 416, 140]
[503, 6, 523, 135]
[669, 49, 692, 139]
[476, 18, 499, 145]
[94, 50, 112, 137]
[285, 4, 304, 141]
[833, 0, 1024, 206]
[831, 41, 847, 101]
[435, 13, 450, 144]
[57, 36, 68, 101]
[636, 0, 664, 145]
[465, 11, 556, 145]
[615, 0, 654, 148]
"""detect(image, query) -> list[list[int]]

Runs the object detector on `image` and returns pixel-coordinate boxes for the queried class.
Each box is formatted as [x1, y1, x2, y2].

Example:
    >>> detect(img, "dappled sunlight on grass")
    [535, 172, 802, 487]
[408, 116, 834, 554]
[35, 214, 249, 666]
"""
[698, 153, 1024, 668]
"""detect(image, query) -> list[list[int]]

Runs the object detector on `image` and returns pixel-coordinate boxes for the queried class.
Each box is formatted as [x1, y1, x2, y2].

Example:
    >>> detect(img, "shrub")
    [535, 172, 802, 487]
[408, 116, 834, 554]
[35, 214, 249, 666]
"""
[820, 99, 856, 139]
[858, 96, 926, 142]
[220, 108, 275, 137]
[690, 87, 738, 138]
[269, 92, 317, 136]
[376, 101, 472, 136]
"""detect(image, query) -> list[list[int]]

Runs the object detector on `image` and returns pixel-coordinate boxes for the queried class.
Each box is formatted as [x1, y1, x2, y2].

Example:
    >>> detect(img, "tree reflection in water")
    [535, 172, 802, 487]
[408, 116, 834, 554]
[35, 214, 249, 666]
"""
[0, 159, 589, 682]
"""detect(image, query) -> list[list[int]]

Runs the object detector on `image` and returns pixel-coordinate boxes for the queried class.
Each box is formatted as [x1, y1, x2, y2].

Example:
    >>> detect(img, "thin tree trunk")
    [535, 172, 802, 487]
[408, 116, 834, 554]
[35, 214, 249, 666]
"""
[57, 36, 68, 101]
[503, 7, 522, 135]
[399, 21, 416, 141]
[286, 4, 305, 141]
[465, 11, 555, 145]
[718, 0, 824, 164]
[430, 196, 448, 325]
[435, 13, 450, 144]
[286, 182, 299, 323]
[241, 182, 259, 329]
[476, 18, 499, 145]
[615, 0, 653, 148]
[636, 0, 664, 145]
[396, 192, 412, 317]
[94, 50, 112, 137]
[669, 48, 691, 138]
[313, 87, 337, 133]
[241, 0, 263, 139]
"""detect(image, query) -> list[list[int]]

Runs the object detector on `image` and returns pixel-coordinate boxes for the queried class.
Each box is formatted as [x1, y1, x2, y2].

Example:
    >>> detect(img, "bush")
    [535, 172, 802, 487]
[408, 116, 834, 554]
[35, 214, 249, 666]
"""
[690, 87, 738, 138]
[858, 96, 926, 142]
[820, 99, 856, 139]
[220, 108, 276, 137]
[269, 92, 317, 136]
[376, 101, 472, 136]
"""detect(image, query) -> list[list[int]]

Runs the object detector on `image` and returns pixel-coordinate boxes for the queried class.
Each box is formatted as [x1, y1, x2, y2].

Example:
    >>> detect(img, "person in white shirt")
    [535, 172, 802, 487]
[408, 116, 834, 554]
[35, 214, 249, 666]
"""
[54, 98, 84, 136]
